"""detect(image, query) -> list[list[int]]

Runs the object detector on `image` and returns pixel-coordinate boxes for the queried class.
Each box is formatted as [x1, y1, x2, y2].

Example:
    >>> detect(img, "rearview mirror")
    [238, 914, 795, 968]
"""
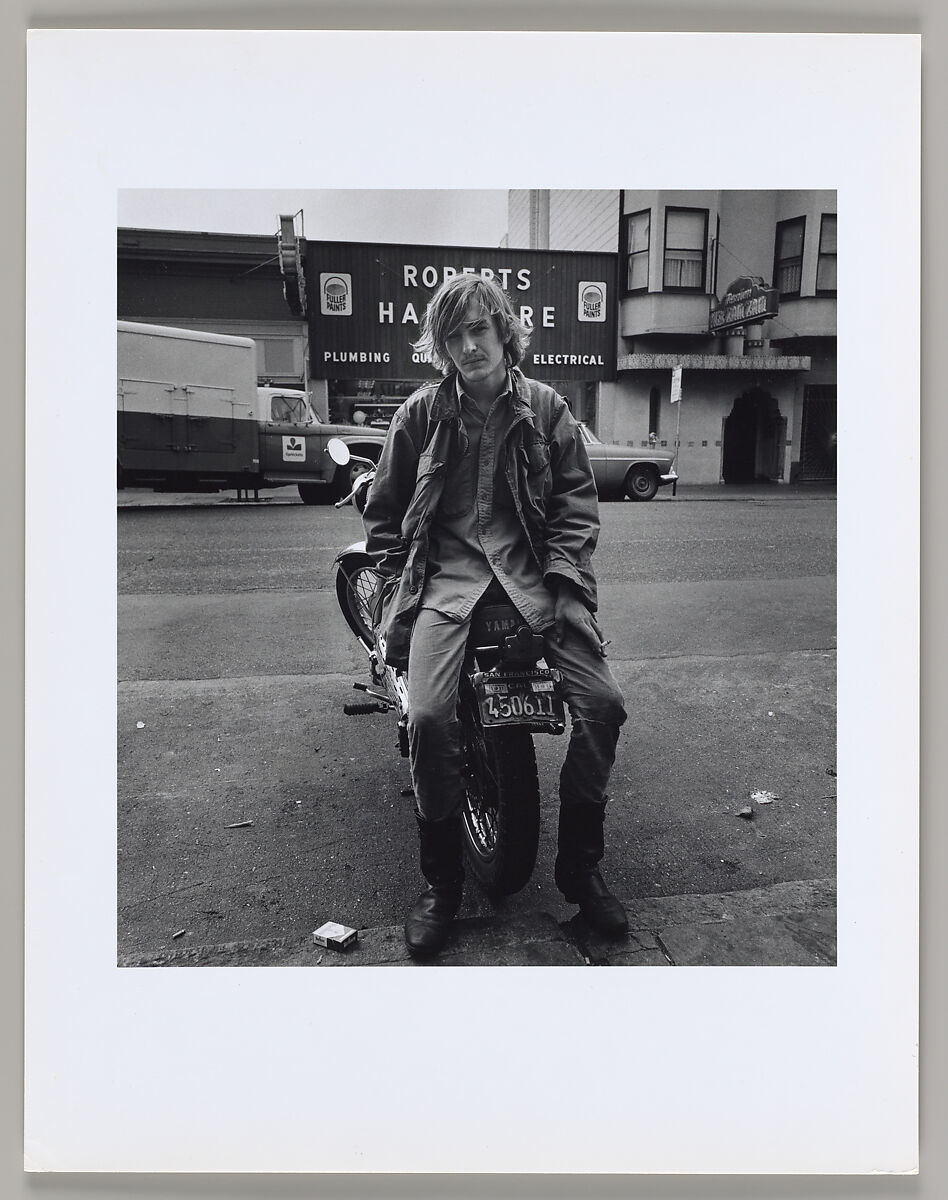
[326, 438, 351, 466]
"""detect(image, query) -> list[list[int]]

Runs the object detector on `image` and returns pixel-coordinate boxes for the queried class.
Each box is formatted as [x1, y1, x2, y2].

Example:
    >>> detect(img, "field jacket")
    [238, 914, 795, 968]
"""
[361, 368, 600, 669]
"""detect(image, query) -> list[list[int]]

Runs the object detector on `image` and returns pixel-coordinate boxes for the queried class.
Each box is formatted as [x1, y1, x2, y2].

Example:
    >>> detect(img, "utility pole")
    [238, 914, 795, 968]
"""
[670, 364, 682, 495]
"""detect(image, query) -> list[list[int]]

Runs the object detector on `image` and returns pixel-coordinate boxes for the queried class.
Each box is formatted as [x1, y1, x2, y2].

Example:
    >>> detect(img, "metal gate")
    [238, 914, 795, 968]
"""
[799, 385, 837, 481]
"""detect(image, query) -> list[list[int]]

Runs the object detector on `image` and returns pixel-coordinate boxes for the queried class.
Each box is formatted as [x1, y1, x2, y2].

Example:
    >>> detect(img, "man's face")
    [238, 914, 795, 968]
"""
[444, 305, 507, 391]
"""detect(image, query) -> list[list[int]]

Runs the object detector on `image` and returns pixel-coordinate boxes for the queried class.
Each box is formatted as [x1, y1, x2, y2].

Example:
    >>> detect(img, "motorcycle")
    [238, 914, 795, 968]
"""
[328, 438, 566, 897]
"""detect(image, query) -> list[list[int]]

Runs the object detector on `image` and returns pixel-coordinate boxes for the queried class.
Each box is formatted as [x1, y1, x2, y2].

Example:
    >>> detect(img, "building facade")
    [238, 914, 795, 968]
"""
[119, 194, 836, 484]
[507, 190, 837, 484]
[118, 227, 617, 428]
[117, 227, 314, 401]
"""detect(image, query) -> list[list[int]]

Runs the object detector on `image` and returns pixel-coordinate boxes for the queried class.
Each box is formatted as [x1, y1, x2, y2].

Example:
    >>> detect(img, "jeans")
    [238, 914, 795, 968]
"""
[406, 606, 627, 822]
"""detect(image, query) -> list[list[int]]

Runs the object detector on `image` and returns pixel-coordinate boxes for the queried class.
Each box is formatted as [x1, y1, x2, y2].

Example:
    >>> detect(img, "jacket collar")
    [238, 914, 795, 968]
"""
[508, 368, 536, 427]
[429, 374, 461, 422]
[430, 367, 536, 427]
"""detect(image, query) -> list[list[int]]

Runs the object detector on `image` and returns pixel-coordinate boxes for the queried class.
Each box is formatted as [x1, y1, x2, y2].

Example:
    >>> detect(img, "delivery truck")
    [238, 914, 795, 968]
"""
[117, 321, 386, 502]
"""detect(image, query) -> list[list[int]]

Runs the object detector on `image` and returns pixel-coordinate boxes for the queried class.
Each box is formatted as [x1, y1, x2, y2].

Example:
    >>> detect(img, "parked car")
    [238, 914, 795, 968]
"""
[577, 423, 678, 501]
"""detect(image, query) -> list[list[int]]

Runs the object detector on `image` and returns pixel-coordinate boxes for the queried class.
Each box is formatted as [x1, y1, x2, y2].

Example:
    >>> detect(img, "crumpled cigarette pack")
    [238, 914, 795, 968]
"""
[313, 921, 358, 950]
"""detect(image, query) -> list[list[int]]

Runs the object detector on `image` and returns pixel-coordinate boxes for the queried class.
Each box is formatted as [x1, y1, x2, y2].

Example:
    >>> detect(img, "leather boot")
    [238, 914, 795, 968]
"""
[554, 803, 628, 936]
[404, 815, 464, 959]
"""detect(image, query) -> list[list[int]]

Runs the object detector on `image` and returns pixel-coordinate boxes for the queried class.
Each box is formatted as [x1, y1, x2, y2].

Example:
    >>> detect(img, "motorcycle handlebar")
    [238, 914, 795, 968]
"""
[334, 468, 377, 509]
[348, 455, 378, 472]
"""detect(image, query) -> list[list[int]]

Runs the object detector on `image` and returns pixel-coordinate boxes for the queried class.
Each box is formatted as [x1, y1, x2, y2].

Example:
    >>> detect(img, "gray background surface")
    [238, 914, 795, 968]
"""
[3, 2, 938, 1198]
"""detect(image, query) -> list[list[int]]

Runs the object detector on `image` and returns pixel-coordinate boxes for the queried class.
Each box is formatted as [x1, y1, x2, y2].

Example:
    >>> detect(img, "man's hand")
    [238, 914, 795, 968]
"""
[552, 581, 607, 657]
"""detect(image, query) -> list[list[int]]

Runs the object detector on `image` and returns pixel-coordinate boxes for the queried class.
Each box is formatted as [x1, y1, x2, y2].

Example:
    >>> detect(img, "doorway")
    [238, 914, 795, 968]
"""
[722, 389, 787, 483]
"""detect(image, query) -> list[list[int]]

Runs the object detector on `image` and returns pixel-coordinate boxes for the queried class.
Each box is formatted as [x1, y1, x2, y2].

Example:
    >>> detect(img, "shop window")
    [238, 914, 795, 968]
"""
[662, 208, 708, 291]
[774, 216, 806, 297]
[624, 210, 650, 293]
[648, 386, 661, 439]
[817, 214, 837, 295]
[328, 378, 416, 427]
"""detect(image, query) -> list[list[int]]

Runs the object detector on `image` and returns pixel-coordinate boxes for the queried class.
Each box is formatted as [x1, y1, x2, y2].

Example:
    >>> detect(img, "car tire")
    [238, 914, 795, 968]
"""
[625, 465, 660, 502]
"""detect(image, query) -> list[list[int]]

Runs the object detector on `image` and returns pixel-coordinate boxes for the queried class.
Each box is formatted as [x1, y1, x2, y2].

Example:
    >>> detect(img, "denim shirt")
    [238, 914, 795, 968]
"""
[422, 374, 555, 630]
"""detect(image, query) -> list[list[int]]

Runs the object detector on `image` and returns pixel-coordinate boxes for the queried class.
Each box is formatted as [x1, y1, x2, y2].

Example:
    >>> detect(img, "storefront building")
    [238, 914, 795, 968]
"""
[118, 226, 618, 432]
[507, 189, 837, 483]
[118, 192, 836, 485]
[300, 238, 617, 426]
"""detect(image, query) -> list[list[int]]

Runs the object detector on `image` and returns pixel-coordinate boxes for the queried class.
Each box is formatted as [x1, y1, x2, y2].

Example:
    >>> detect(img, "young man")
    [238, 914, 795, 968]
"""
[362, 274, 628, 959]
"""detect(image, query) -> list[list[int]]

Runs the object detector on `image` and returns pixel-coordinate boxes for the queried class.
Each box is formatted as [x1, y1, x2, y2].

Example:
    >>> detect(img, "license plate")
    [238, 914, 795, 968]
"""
[474, 670, 565, 728]
[482, 679, 554, 695]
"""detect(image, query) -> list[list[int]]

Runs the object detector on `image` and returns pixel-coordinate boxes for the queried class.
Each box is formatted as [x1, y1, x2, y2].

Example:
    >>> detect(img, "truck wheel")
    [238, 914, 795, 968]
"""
[332, 464, 358, 502]
[333, 445, 381, 501]
[298, 482, 332, 506]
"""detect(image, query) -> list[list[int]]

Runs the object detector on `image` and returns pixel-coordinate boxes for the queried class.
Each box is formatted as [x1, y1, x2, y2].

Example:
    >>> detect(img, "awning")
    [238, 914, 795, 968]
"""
[617, 353, 811, 372]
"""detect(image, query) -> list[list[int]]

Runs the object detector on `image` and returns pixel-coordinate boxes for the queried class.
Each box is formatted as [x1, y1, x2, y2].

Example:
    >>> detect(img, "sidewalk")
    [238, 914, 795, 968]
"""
[117, 483, 836, 510]
[118, 878, 836, 968]
[660, 482, 836, 502]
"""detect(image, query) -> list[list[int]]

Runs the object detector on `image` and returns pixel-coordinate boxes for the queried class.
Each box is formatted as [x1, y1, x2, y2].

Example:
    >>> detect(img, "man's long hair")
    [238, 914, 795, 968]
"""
[413, 274, 532, 375]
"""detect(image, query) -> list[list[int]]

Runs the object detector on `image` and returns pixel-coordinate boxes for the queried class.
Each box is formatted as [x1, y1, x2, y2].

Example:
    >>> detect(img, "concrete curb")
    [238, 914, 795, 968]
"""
[118, 878, 836, 968]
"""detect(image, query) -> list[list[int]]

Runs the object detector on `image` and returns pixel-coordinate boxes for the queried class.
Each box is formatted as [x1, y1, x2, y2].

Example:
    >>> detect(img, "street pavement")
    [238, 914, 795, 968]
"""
[119, 878, 836, 967]
[117, 485, 837, 968]
[118, 481, 837, 508]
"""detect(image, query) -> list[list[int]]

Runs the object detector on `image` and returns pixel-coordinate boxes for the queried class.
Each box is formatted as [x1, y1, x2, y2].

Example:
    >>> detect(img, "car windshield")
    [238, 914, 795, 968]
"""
[578, 422, 602, 445]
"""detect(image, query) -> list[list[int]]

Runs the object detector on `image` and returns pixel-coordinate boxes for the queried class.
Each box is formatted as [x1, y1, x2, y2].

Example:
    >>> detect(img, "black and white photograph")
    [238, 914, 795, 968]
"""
[24, 30, 919, 1175]
[115, 188, 839, 970]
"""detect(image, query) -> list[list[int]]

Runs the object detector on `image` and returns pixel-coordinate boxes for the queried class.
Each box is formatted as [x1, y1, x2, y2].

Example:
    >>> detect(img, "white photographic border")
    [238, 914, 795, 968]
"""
[24, 29, 919, 1174]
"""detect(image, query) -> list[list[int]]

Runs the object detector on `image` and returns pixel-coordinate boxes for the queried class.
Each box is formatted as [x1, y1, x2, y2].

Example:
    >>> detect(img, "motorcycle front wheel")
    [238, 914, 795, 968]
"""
[458, 676, 541, 897]
[334, 554, 378, 653]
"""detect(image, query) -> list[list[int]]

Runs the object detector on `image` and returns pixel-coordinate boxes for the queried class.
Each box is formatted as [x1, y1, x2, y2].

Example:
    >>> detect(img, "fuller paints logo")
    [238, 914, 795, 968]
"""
[320, 273, 353, 316]
[577, 281, 607, 323]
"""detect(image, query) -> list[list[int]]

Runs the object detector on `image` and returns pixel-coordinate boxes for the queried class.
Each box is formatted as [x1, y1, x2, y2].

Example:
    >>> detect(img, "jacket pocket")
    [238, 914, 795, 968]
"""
[519, 434, 552, 512]
[520, 434, 551, 475]
[440, 441, 476, 517]
[402, 451, 444, 533]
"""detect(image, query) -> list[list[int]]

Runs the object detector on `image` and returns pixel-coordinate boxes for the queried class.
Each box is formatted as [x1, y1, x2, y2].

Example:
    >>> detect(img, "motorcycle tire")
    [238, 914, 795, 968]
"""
[334, 553, 378, 653]
[458, 676, 541, 897]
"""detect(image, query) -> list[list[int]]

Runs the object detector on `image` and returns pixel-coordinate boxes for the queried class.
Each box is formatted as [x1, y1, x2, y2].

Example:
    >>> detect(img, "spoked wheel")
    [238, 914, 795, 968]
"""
[334, 554, 379, 652]
[458, 676, 541, 897]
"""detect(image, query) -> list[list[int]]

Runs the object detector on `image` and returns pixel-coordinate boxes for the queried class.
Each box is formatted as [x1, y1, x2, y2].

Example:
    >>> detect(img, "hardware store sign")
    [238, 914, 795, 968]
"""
[305, 241, 617, 381]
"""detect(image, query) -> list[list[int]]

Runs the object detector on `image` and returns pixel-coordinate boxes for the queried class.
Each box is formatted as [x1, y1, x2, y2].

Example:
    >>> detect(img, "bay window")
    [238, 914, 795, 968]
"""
[662, 207, 708, 291]
[774, 216, 805, 296]
[817, 213, 837, 295]
[624, 210, 650, 293]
